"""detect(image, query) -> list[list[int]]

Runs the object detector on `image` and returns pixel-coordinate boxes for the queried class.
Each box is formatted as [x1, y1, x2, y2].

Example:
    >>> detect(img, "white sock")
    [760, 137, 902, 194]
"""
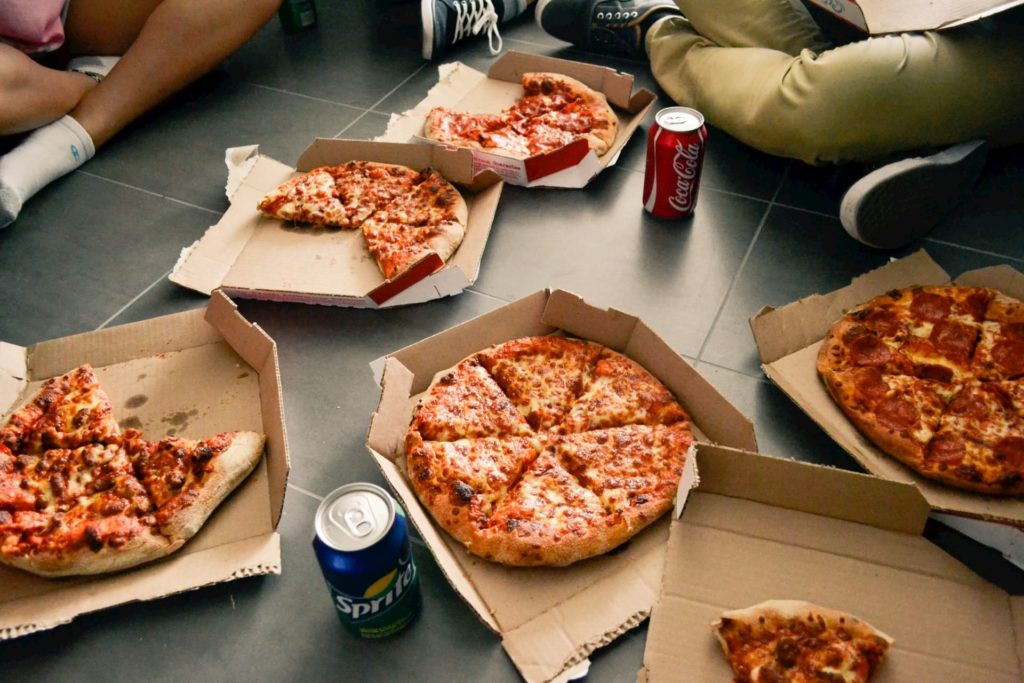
[0, 115, 95, 228]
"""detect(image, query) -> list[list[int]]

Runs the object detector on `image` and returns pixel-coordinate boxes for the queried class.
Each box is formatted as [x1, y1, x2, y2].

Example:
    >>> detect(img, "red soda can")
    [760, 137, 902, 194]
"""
[642, 107, 708, 219]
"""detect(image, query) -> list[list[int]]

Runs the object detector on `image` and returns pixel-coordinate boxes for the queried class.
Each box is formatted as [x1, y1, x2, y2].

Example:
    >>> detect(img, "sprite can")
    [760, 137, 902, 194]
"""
[313, 483, 421, 638]
[278, 0, 317, 29]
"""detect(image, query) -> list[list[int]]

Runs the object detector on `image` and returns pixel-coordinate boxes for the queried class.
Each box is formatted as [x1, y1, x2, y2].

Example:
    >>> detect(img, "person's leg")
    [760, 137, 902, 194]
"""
[0, 0, 280, 227]
[0, 44, 100, 136]
[646, 16, 1024, 165]
[673, 0, 830, 54]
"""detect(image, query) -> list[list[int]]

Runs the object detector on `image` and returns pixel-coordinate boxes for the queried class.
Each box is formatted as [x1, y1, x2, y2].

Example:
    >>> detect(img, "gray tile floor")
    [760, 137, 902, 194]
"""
[2, 3, 1023, 680]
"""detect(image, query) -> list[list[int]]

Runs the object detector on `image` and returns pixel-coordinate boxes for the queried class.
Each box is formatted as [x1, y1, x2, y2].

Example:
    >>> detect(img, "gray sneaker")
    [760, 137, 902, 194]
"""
[422, 0, 527, 60]
[840, 140, 989, 250]
[535, 0, 681, 59]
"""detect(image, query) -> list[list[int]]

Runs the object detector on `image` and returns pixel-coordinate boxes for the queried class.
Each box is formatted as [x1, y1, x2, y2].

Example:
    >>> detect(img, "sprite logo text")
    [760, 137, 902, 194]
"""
[333, 557, 416, 622]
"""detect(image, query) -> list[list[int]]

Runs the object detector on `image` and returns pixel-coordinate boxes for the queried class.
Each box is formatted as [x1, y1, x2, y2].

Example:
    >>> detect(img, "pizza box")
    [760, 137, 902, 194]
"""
[0, 290, 289, 640]
[366, 289, 757, 682]
[803, 0, 1022, 34]
[379, 50, 658, 188]
[170, 138, 504, 308]
[639, 444, 1024, 682]
[749, 249, 1024, 527]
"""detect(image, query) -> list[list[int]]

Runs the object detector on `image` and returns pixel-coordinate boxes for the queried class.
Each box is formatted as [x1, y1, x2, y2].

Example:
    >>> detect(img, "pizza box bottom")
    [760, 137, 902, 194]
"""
[640, 445, 1024, 683]
[0, 291, 289, 639]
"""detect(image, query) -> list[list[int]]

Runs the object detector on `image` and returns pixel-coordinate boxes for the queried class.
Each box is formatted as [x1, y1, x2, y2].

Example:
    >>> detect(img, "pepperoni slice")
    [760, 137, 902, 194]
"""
[992, 339, 1024, 377]
[911, 292, 953, 322]
[864, 307, 902, 337]
[929, 320, 977, 356]
[963, 291, 991, 322]
[848, 334, 892, 368]
[928, 434, 966, 465]
[853, 367, 887, 403]
[948, 389, 990, 419]
[995, 436, 1024, 468]
[1007, 323, 1024, 341]
[916, 365, 954, 383]
[876, 397, 918, 432]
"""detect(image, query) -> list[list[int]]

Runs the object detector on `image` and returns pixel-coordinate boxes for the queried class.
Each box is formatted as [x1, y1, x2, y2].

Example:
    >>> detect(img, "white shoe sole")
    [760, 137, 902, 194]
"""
[534, 0, 554, 33]
[839, 140, 989, 250]
[422, 0, 436, 60]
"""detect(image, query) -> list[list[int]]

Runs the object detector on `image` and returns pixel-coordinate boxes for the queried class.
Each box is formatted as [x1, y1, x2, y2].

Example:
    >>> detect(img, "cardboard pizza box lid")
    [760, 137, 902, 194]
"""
[379, 51, 657, 188]
[365, 289, 755, 682]
[641, 445, 1024, 682]
[170, 139, 503, 308]
[749, 249, 1024, 527]
[803, 0, 1023, 34]
[0, 291, 289, 639]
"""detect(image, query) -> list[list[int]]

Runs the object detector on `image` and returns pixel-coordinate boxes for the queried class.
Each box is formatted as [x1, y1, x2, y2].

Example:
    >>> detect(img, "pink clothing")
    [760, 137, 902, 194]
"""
[0, 0, 70, 54]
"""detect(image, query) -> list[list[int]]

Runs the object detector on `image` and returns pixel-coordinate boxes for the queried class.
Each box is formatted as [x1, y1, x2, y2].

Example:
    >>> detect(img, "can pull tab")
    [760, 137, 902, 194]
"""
[336, 494, 376, 538]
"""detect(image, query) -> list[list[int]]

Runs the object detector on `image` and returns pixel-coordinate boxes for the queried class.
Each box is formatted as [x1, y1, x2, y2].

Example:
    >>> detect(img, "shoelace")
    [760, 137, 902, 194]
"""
[452, 0, 502, 55]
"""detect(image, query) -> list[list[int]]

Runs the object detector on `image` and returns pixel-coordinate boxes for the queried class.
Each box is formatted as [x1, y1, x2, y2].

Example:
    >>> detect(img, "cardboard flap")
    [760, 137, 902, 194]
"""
[367, 357, 417, 460]
[501, 546, 665, 683]
[692, 445, 931, 533]
[0, 342, 28, 420]
[1012, 596, 1024, 674]
[805, 0, 1024, 32]
[487, 51, 651, 113]
[956, 263, 1024, 298]
[0, 533, 280, 640]
[750, 250, 949, 364]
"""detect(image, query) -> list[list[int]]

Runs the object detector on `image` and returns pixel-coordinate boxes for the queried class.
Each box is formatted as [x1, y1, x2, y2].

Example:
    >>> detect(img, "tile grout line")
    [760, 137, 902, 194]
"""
[76, 170, 223, 215]
[247, 82, 368, 112]
[95, 268, 175, 330]
[335, 62, 429, 138]
[288, 483, 325, 502]
[923, 237, 1024, 266]
[694, 161, 792, 363]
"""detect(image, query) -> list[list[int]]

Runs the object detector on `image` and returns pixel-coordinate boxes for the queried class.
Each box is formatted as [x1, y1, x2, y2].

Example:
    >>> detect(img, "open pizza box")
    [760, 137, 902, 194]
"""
[749, 250, 1024, 561]
[638, 444, 1024, 682]
[803, 0, 1023, 34]
[0, 291, 289, 640]
[365, 289, 757, 682]
[379, 50, 657, 188]
[170, 139, 503, 308]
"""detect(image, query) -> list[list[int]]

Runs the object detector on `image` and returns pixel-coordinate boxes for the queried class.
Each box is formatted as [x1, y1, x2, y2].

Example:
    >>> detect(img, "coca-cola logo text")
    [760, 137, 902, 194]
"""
[667, 140, 701, 212]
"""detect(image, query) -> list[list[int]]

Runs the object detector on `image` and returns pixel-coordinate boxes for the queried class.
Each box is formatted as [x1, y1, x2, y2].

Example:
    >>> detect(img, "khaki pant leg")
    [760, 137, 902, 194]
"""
[675, 0, 830, 53]
[646, 16, 1024, 165]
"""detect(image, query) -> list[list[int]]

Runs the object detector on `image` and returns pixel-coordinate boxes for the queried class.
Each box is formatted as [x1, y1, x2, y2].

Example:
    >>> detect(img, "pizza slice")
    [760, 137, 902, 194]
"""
[410, 357, 533, 441]
[515, 72, 618, 156]
[0, 442, 172, 577]
[821, 366, 955, 470]
[553, 422, 691, 531]
[560, 349, 690, 432]
[476, 451, 626, 566]
[424, 108, 533, 158]
[404, 431, 541, 545]
[712, 600, 893, 683]
[0, 364, 121, 455]
[971, 320, 1024, 381]
[130, 431, 265, 542]
[256, 166, 347, 227]
[476, 336, 603, 431]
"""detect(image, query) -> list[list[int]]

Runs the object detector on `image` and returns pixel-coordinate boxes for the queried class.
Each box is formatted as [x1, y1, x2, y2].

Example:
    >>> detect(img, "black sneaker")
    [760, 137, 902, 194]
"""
[535, 0, 681, 59]
[839, 140, 989, 250]
[422, 0, 527, 60]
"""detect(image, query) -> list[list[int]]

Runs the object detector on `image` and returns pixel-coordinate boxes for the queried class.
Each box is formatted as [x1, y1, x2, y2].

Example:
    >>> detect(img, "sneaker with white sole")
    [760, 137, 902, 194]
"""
[839, 140, 989, 250]
[422, 0, 527, 60]
[535, 0, 681, 59]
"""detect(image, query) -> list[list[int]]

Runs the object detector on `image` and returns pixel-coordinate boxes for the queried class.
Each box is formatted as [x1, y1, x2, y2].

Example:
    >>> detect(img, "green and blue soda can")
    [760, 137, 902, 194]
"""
[313, 483, 421, 638]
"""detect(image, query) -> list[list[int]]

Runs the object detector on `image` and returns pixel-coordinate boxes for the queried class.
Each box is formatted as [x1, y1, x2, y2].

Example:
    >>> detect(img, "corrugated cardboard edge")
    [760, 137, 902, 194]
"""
[1012, 596, 1024, 676]
[805, 0, 1024, 33]
[0, 293, 289, 640]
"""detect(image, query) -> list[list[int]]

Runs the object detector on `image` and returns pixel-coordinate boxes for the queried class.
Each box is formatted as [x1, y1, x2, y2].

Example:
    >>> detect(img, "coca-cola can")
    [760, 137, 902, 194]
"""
[642, 107, 708, 219]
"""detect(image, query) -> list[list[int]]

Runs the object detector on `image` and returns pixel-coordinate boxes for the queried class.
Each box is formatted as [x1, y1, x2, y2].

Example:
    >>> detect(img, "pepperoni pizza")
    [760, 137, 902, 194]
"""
[403, 335, 693, 567]
[257, 161, 468, 281]
[0, 365, 265, 577]
[424, 72, 619, 159]
[818, 285, 1024, 494]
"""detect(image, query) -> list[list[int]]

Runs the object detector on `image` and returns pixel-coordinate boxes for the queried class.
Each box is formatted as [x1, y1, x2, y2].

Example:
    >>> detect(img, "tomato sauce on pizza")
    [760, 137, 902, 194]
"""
[818, 285, 1024, 494]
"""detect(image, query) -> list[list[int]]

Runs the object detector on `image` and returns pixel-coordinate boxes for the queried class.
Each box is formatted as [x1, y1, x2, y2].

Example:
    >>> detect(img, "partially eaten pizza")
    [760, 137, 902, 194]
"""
[818, 285, 1024, 494]
[0, 364, 265, 577]
[712, 600, 893, 683]
[257, 161, 468, 280]
[424, 72, 619, 159]
[403, 335, 693, 567]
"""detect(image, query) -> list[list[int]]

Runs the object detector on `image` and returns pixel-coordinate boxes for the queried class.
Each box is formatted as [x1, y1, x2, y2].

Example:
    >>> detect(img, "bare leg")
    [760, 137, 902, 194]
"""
[0, 44, 97, 136]
[63, 0, 282, 147]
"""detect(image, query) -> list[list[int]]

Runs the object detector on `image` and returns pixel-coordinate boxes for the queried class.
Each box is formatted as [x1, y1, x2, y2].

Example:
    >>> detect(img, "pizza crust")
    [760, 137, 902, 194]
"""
[157, 431, 266, 542]
[2, 527, 181, 578]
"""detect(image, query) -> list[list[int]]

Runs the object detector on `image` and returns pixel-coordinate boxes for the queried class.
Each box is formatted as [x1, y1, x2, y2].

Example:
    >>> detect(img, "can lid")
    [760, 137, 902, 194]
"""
[655, 107, 704, 133]
[315, 483, 395, 552]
